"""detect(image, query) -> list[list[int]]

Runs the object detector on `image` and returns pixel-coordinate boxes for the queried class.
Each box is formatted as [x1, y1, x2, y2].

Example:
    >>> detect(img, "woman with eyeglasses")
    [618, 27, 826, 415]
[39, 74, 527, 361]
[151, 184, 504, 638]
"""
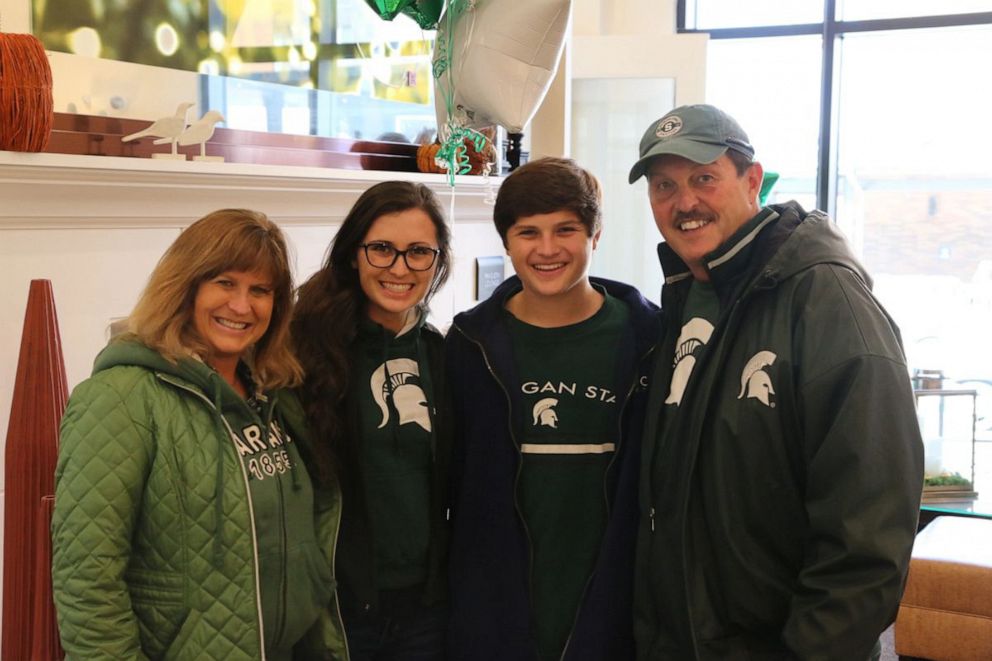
[293, 181, 454, 660]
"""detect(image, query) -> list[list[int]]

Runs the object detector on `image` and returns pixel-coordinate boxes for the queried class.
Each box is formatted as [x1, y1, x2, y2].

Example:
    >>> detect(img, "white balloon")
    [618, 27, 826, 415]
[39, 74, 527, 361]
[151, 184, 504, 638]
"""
[434, 0, 572, 135]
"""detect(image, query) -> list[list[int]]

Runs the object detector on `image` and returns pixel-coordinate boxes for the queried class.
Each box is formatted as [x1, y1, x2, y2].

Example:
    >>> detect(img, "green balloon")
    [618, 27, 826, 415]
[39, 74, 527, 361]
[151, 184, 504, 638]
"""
[401, 0, 444, 29]
[364, 0, 415, 21]
[759, 171, 780, 205]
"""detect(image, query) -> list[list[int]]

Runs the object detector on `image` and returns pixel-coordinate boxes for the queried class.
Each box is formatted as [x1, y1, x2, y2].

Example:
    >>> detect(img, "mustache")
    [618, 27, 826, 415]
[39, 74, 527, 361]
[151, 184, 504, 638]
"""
[675, 210, 716, 224]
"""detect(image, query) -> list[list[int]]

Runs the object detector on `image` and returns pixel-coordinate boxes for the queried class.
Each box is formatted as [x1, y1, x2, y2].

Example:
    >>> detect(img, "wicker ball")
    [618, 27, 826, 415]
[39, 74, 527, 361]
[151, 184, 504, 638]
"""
[0, 33, 54, 152]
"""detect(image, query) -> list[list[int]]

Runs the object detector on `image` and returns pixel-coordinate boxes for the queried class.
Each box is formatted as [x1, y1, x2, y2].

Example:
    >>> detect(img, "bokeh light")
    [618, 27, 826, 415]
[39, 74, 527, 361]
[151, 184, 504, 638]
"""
[68, 27, 101, 58]
[155, 23, 180, 56]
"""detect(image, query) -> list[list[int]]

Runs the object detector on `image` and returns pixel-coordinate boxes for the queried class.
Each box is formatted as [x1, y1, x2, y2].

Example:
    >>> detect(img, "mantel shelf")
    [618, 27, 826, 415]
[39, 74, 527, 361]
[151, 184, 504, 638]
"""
[0, 151, 500, 228]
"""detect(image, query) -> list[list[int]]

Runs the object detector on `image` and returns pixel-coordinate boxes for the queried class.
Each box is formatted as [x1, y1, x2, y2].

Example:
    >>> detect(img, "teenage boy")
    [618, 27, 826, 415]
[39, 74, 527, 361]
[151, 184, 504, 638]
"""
[445, 157, 660, 660]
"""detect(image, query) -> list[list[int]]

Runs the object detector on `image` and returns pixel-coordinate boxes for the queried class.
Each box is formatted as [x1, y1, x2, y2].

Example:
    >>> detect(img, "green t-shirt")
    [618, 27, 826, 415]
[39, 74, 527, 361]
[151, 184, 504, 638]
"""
[505, 292, 631, 661]
[662, 279, 720, 409]
[653, 279, 720, 498]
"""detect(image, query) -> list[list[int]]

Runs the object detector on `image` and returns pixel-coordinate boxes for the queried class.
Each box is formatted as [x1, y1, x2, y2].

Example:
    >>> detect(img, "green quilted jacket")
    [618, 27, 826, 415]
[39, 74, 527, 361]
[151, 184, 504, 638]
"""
[52, 341, 348, 660]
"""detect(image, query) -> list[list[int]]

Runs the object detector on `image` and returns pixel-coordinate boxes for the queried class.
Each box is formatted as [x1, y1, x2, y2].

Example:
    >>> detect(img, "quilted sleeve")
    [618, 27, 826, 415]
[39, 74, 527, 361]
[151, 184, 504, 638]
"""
[52, 376, 155, 661]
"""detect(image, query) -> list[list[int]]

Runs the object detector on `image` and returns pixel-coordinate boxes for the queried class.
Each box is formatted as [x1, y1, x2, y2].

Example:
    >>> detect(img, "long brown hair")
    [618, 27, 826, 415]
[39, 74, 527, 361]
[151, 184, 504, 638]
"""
[292, 182, 451, 480]
[125, 208, 302, 389]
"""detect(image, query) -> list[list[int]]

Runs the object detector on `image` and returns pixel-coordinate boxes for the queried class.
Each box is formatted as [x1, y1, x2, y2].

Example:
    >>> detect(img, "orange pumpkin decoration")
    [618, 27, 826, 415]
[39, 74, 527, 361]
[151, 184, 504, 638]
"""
[416, 130, 496, 176]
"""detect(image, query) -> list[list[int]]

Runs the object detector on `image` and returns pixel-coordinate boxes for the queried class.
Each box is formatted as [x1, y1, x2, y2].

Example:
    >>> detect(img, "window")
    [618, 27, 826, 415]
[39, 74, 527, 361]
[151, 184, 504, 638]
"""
[33, 0, 438, 142]
[683, 0, 822, 29]
[680, 2, 992, 493]
[705, 36, 821, 209]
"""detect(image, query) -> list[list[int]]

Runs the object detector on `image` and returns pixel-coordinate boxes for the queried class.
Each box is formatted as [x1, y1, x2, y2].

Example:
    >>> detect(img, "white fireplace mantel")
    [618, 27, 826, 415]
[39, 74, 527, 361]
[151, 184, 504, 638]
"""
[0, 151, 500, 228]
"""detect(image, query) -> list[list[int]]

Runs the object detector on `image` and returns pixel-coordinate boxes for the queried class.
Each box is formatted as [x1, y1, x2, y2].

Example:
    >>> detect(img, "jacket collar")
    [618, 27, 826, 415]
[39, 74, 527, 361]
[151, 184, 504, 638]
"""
[656, 200, 871, 304]
[453, 275, 660, 354]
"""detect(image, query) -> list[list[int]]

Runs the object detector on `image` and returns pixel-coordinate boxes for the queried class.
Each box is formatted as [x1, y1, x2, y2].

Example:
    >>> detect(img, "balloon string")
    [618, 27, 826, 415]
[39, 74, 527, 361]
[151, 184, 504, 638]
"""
[432, 1, 490, 185]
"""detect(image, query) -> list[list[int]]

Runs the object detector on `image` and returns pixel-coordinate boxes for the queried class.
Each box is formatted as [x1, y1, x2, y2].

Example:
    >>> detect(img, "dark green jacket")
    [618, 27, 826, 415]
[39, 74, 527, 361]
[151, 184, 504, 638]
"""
[52, 341, 347, 660]
[635, 203, 924, 660]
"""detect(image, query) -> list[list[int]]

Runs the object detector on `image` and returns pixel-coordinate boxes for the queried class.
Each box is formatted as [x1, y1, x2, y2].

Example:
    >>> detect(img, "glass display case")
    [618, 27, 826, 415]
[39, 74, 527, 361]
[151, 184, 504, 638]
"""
[915, 388, 978, 504]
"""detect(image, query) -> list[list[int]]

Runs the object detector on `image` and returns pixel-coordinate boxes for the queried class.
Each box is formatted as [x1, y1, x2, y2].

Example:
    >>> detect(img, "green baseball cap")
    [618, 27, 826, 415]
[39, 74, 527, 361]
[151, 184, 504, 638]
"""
[628, 104, 755, 184]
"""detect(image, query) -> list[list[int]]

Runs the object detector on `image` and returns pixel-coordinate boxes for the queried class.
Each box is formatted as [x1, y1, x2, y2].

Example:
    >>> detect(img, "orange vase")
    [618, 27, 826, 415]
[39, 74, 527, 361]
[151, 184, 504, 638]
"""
[2, 281, 68, 660]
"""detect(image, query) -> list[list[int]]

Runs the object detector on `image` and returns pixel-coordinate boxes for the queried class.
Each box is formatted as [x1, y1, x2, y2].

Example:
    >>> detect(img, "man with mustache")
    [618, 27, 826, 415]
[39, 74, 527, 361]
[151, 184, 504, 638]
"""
[629, 104, 924, 660]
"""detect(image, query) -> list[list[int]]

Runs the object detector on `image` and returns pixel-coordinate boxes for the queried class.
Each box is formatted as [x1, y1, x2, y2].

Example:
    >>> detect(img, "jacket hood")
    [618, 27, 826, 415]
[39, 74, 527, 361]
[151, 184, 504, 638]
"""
[357, 305, 430, 343]
[93, 340, 253, 414]
[764, 202, 871, 286]
[454, 275, 660, 352]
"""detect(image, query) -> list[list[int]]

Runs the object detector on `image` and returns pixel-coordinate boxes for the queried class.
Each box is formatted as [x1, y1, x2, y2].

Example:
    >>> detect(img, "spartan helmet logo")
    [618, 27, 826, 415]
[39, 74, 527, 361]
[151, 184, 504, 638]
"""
[738, 350, 777, 406]
[666, 317, 715, 406]
[370, 358, 432, 432]
[532, 398, 559, 428]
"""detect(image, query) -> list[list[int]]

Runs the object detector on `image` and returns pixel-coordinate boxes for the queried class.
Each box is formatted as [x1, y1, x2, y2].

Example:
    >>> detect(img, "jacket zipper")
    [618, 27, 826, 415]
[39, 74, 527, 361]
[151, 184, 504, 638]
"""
[157, 374, 268, 660]
[674, 286, 758, 660]
[559, 344, 654, 660]
[266, 406, 290, 649]
[274, 476, 288, 645]
[451, 324, 538, 640]
[331, 488, 351, 661]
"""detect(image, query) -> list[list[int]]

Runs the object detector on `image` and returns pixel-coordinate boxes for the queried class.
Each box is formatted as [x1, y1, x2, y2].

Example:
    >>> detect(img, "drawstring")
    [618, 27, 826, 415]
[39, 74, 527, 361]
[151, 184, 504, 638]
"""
[272, 403, 302, 491]
[381, 331, 401, 452]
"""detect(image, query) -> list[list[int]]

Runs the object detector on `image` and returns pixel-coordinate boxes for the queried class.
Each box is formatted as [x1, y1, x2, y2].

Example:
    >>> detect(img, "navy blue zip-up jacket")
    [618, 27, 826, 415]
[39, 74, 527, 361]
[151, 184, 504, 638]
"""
[445, 276, 660, 661]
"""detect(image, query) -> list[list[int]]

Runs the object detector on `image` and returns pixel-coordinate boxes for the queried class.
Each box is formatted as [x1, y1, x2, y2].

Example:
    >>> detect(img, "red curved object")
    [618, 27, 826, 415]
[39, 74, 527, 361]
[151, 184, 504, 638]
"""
[3, 280, 67, 660]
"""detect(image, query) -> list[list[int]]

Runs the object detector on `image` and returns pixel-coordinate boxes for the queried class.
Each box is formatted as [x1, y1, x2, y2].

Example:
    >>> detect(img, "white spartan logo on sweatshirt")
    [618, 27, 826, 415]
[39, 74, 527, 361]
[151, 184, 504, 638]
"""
[370, 358, 432, 432]
[666, 317, 715, 406]
[532, 398, 559, 428]
[738, 350, 777, 407]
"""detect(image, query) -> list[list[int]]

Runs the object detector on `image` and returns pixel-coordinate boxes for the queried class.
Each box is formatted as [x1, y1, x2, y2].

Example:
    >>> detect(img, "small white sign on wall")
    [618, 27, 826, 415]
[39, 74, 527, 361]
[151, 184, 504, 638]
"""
[475, 256, 505, 301]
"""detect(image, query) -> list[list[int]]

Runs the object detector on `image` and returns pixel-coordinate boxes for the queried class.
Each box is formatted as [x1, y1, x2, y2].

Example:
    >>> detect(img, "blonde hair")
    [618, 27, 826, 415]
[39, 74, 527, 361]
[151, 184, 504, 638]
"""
[125, 208, 302, 389]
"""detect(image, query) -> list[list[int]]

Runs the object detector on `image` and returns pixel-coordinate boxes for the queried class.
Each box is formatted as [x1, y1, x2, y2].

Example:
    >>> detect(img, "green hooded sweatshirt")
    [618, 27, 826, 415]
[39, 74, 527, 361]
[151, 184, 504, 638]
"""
[350, 314, 437, 592]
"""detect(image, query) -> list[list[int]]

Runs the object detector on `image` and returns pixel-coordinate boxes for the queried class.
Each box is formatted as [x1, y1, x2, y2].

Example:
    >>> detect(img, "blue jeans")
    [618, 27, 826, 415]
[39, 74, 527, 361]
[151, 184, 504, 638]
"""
[343, 590, 447, 661]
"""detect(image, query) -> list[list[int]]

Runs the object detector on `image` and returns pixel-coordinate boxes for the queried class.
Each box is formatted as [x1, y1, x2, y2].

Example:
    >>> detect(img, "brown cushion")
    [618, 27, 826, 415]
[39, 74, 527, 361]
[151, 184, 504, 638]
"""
[895, 515, 992, 660]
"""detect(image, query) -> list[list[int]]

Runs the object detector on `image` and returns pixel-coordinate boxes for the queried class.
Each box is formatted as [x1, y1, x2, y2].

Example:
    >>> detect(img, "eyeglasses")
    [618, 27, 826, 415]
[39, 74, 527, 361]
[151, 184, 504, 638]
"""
[360, 242, 440, 271]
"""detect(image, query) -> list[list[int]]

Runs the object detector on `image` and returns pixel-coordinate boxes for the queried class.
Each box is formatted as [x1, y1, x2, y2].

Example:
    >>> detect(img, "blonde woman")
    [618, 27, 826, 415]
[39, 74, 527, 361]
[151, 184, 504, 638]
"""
[52, 209, 345, 660]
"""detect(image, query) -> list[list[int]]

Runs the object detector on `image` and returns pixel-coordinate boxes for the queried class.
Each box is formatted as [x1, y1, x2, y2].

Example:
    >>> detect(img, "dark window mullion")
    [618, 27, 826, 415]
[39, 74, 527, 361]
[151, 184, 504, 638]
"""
[836, 11, 992, 34]
[677, 9, 992, 36]
[816, 0, 837, 214]
[678, 24, 823, 39]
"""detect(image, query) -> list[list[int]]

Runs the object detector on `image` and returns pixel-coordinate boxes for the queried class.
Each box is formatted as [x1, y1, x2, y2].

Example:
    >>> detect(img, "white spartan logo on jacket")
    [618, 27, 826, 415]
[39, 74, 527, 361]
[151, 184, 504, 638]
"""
[370, 358, 432, 432]
[666, 317, 715, 406]
[738, 350, 777, 406]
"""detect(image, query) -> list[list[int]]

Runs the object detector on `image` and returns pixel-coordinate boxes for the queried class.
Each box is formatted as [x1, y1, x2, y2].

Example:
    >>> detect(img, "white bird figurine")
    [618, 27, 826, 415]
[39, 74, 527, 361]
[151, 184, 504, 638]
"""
[176, 110, 226, 161]
[122, 102, 194, 159]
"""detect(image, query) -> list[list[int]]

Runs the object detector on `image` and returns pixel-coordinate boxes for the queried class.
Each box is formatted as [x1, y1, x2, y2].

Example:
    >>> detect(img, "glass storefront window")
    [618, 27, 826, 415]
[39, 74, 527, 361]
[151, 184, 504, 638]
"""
[835, 25, 992, 443]
[837, 0, 992, 21]
[706, 36, 821, 208]
[683, 0, 823, 29]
